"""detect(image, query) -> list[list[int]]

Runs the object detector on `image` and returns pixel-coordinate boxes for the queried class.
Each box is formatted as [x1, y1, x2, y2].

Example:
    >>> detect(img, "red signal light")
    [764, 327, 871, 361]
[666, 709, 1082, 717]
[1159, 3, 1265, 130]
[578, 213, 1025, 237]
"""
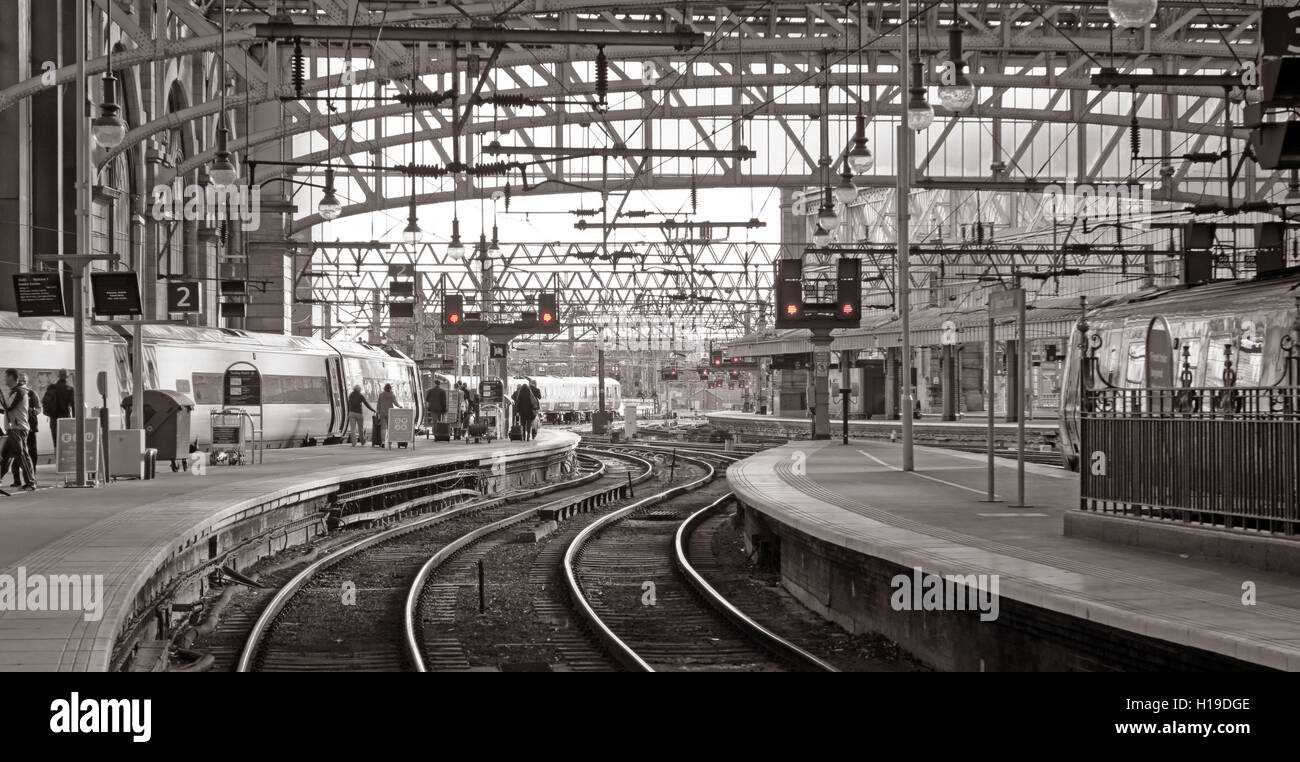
[541, 311, 554, 323]
[841, 303, 854, 315]
[786, 303, 799, 316]
[448, 313, 461, 324]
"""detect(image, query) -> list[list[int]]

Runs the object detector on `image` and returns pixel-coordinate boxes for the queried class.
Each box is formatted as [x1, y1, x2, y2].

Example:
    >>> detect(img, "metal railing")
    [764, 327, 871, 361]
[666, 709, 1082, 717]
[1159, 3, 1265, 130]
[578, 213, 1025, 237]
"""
[1076, 315, 1300, 536]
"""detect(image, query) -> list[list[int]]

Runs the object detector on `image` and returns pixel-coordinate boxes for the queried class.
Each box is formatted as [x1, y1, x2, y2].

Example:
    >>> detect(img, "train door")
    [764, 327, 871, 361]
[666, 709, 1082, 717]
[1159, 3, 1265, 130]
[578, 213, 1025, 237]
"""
[859, 359, 886, 417]
[408, 365, 424, 426]
[325, 356, 346, 434]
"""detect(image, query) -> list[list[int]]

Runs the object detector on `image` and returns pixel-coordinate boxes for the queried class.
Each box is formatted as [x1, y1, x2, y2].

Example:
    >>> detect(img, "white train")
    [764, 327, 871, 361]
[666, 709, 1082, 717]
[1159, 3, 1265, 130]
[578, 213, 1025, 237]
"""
[0, 312, 420, 449]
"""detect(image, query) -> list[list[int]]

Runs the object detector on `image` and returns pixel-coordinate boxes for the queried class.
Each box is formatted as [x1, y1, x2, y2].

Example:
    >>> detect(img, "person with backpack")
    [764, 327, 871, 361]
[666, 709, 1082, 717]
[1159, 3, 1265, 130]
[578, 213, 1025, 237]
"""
[375, 383, 400, 447]
[42, 369, 75, 451]
[344, 385, 374, 446]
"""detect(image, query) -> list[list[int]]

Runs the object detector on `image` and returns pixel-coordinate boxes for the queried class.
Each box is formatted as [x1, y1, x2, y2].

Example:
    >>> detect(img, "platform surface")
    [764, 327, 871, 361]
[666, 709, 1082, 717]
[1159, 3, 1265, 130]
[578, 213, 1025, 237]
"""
[0, 430, 577, 672]
[728, 439, 1300, 670]
[707, 410, 1057, 439]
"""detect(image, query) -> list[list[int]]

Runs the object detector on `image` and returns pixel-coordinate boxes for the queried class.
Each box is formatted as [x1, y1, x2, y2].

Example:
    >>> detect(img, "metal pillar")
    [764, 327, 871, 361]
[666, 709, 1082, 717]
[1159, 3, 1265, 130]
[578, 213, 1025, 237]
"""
[810, 329, 833, 440]
[941, 344, 957, 421]
[72, 0, 90, 487]
[897, 0, 914, 470]
[593, 348, 608, 434]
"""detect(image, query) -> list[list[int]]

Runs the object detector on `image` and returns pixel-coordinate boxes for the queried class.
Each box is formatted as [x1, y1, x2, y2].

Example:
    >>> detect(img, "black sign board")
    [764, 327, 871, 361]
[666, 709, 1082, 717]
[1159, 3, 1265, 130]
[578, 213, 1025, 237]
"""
[769, 353, 812, 371]
[89, 271, 143, 317]
[166, 280, 203, 313]
[389, 281, 414, 297]
[1262, 7, 1300, 56]
[13, 272, 66, 318]
[220, 279, 247, 295]
[489, 342, 508, 359]
[479, 378, 503, 403]
[390, 302, 414, 318]
[223, 368, 262, 406]
[220, 302, 246, 318]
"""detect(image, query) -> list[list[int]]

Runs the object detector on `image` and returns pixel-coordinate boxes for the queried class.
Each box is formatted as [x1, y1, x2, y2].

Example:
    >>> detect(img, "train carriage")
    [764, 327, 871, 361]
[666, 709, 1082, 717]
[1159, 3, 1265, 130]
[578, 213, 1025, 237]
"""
[1059, 272, 1300, 470]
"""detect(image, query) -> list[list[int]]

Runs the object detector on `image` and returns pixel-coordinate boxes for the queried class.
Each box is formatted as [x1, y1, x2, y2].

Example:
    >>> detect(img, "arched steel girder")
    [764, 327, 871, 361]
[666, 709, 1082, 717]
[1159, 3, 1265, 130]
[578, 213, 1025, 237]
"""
[163, 95, 1253, 187]
[286, 174, 1234, 234]
[23, 23, 1252, 162]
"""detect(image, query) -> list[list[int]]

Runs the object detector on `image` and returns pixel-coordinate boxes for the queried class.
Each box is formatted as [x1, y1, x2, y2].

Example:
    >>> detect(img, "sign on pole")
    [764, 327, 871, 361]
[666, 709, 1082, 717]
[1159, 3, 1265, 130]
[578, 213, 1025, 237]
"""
[940, 320, 958, 346]
[223, 368, 262, 406]
[13, 272, 67, 317]
[813, 350, 830, 378]
[167, 280, 203, 313]
[56, 418, 101, 477]
[90, 271, 143, 317]
[988, 288, 1024, 322]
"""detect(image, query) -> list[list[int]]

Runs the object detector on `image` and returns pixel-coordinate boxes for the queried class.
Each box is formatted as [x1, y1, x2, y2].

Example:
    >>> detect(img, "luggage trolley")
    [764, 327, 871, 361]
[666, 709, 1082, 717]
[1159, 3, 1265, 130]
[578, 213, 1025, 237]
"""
[209, 408, 263, 465]
[470, 402, 503, 443]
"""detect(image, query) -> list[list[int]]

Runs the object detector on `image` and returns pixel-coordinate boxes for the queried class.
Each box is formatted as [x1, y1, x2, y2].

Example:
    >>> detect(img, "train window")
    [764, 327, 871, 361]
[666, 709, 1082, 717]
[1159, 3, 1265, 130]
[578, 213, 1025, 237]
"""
[1125, 343, 1145, 386]
[191, 373, 224, 404]
[1204, 337, 1232, 387]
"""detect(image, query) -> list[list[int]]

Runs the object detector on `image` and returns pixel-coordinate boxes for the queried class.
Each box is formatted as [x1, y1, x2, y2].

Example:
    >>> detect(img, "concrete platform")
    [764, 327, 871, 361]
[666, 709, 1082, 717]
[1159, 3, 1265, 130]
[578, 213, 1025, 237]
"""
[728, 439, 1300, 671]
[0, 430, 578, 672]
[707, 411, 1059, 448]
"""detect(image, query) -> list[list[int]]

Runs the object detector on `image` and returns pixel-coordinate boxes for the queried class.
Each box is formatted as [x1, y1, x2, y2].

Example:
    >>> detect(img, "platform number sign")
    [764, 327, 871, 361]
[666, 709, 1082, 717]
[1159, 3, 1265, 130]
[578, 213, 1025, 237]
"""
[167, 280, 203, 313]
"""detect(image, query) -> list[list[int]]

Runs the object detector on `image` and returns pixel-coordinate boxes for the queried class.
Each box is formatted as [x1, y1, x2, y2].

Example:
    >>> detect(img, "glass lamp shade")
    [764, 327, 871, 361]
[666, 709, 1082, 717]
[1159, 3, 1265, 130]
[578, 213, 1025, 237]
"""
[811, 225, 831, 248]
[1108, 0, 1158, 29]
[817, 205, 839, 230]
[447, 239, 466, 260]
[937, 79, 976, 112]
[848, 141, 874, 173]
[907, 102, 935, 131]
[208, 153, 239, 188]
[91, 115, 127, 149]
[487, 241, 502, 257]
[402, 219, 422, 245]
[834, 175, 858, 205]
[318, 192, 342, 220]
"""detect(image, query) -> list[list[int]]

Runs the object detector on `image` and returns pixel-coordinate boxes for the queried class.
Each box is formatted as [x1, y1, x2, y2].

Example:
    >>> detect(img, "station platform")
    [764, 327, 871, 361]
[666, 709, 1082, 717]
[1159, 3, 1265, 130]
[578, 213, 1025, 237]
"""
[0, 430, 578, 672]
[728, 439, 1300, 671]
[706, 410, 1059, 449]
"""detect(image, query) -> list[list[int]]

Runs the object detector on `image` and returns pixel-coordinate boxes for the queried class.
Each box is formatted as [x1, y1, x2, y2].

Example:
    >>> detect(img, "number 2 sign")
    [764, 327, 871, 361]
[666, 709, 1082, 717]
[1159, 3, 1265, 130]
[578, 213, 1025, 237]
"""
[167, 281, 202, 313]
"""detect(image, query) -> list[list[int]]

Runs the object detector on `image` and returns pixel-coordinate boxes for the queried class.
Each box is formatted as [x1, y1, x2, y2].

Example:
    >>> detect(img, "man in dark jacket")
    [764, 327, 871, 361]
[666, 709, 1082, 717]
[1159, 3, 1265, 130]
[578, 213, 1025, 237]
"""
[344, 385, 374, 446]
[4, 369, 35, 489]
[22, 374, 40, 463]
[42, 369, 75, 451]
[512, 383, 537, 440]
[425, 380, 448, 435]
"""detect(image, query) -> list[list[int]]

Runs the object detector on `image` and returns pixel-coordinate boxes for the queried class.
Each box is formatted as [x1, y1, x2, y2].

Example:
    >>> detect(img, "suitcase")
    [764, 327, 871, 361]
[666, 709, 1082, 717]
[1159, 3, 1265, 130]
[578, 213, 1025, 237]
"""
[508, 422, 523, 441]
[372, 423, 384, 447]
[467, 421, 490, 443]
[434, 421, 452, 442]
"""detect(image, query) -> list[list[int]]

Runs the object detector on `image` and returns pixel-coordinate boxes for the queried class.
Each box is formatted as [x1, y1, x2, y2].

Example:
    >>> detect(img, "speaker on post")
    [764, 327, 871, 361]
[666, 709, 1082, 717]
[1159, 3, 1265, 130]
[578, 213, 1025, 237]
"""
[1254, 222, 1288, 274]
[1250, 121, 1300, 170]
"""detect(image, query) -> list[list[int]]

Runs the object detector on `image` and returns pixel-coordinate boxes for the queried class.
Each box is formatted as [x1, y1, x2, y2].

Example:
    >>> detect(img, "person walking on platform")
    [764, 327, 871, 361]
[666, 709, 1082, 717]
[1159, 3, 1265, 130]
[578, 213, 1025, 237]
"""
[21, 374, 40, 464]
[512, 382, 538, 441]
[42, 369, 75, 452]
[426, 380, 447, 438]
[344, 384, 374, 446]
[3, 369, 36, 490]
[375, 383, 400, 447]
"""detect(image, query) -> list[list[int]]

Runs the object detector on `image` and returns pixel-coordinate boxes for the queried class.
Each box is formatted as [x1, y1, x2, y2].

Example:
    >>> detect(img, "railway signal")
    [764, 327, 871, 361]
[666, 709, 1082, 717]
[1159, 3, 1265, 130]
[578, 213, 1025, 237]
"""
[443, 294, 463, 327]
[774, 257, 862, 329]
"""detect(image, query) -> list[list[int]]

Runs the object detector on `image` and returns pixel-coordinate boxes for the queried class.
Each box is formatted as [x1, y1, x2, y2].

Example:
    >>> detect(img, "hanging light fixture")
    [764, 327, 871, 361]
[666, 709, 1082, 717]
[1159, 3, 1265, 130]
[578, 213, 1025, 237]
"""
[447, 217, 466, 260]
[817, 188, 839, 230]
[208, 124, 239, 188]
[207, 1, 238, 187]
[1108, 0, 1158, 30]
[318, 168, 342, 220]
[847, 114, 874, 174]
[812, 225, 832, 248]
[834, 168, 858, 204]
[906, 61, 935, 131]
[402, 201, 422, 244]
[487, 223, 502, 256]
[91, 73, 126, 149]
[936, 27, 976, 113]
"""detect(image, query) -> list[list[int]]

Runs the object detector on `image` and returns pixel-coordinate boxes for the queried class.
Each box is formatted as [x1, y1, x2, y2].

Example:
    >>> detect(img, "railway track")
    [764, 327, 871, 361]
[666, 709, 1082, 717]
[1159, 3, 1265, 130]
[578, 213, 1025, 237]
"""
[235, 451, 651, 672]
[563, 446, 835, 672]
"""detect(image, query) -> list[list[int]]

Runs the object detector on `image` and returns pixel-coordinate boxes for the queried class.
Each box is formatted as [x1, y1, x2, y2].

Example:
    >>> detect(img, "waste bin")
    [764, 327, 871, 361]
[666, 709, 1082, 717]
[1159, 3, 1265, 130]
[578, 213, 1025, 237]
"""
[121, 390, 195, 467]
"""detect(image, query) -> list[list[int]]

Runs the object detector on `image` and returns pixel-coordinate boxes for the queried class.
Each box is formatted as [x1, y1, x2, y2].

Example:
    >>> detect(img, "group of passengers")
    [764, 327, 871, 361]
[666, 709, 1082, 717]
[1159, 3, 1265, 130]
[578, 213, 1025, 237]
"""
[0, 369, 76, 492]
[341, 382, 401, 447]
